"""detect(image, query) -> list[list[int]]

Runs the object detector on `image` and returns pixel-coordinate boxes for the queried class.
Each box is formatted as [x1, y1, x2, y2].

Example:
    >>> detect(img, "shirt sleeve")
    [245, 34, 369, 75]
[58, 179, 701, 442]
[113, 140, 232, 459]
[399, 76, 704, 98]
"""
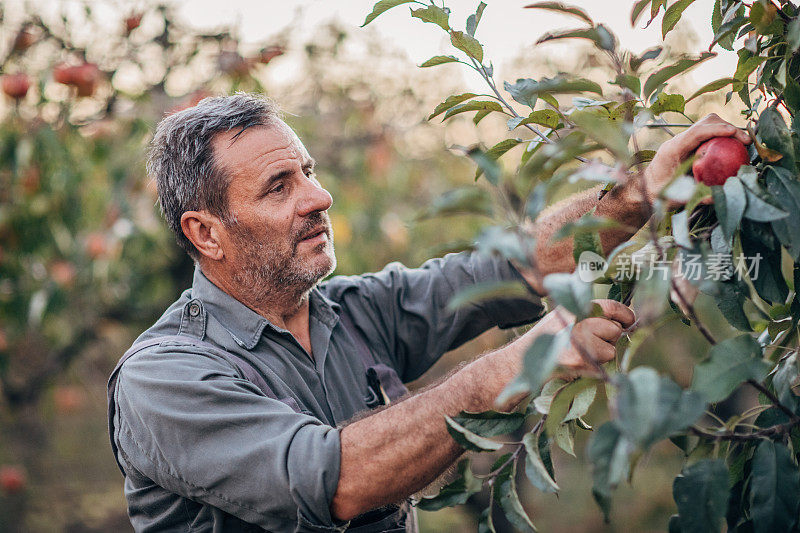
[113, 343, 348, 532]
[321, 252, 544, 382]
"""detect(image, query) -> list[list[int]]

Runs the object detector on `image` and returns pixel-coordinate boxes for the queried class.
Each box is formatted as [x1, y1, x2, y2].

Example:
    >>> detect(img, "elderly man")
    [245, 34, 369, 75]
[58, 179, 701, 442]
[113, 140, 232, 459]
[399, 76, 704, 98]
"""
[108, 93, 749, 532]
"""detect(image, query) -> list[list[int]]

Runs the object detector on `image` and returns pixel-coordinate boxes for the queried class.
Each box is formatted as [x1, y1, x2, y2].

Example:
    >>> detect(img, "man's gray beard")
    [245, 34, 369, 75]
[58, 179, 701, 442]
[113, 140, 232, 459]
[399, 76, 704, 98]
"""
[229, 230, 336, 309]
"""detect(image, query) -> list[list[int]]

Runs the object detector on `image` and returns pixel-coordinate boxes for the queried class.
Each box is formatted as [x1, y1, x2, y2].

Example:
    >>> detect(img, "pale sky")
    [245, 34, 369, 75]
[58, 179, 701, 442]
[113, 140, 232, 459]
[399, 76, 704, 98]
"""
[9, 0, 737, 100]
[176, 0, 736, 91]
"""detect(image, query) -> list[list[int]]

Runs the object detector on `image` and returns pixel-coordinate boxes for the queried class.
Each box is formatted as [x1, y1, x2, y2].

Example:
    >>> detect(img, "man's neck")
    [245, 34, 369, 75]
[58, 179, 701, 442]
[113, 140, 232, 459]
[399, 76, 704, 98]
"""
[200, 263, 314, 355]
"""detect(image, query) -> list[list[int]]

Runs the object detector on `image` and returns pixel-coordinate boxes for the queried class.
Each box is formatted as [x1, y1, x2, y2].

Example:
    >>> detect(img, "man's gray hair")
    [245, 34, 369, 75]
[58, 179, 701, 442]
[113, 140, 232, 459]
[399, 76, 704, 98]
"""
[147, 93, 281, 259]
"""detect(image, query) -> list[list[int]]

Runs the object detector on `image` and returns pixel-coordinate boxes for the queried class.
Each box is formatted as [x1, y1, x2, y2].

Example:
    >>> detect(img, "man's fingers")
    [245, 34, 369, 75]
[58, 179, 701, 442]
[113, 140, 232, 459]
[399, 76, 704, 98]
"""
[679, 115, 751, 155]
[592, 299, 635, 329]
[576, 317, 623, 343]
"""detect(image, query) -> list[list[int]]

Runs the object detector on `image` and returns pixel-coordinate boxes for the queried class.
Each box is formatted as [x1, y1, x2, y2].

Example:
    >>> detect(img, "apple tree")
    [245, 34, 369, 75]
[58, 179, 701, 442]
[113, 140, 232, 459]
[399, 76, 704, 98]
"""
[364, 1, 800, 531]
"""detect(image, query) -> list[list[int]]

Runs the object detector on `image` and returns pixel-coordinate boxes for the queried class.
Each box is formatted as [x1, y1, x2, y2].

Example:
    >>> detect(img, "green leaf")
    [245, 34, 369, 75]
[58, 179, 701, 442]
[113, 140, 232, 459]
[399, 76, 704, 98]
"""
[686, 77, 739, 102]
[417, 459, 483, 511]
[450, 30, 484, 62]
[445, 415, 504, 452]
[643, 53, 716, 100]
[537, 25, 615, 51]
[671, 210, 691, 248]
[773, 352, 800, 415]
[734, 50, 769, 81]
[613, 74, 641, 96]
[629, 46, 663, 71]
[662, 0, 696, 39]
[543, 271, 593, 319]
[524, 2, 593, 24]
[740, 219, 790, 304]
[570, 111, 630, 159]
[418, 187, 492, 219]
[443, 100, 503, 121]
[508, 109, 560, 130]
[476, 226, 529, 264]
[447, 280, 530, 311]
[765, 166, 800, 260]
[758, 106, 795, 170]
[475, 139, 521, 179]
[410, 5, 450, 31]
[748, 0, 777, 33]
[429, 93, 477, 120]
[361, 0, 416, 26]
[788, 17, 800, 53]
[631, 262, 671, 324]
[742, 183, 789, 222]
[712, 176, 746, 243]
[545, 378, 597, 437]
[711, 15, 747, 50]
[478, 506, 496, 533]
[466, 2, 487, 37]
[504, 76, 602, 109]
[649, 92, 686, 115]
[494, 461, 537, 532]
[749, 440, 800, 533]
[630, 0, 651, 26]
[473, 109, 492, 125]
[464, 145, 502, 185]
[554, 213, 618, 241]
[420, 55, 459, 67]
[452, 410, 526, 437]
[523, 432, 559, 493]
[714, 279, 753, 332]
[563, 383, 597, 421]
[538, 431, 555, 480]
[614, 367, 707, 449]
[672, 459, 729, 533]
[515, 328, 573, 398]
[588, 422, 633, 522]
[691, 334, 769, 403]
[552, 419, 577, 456]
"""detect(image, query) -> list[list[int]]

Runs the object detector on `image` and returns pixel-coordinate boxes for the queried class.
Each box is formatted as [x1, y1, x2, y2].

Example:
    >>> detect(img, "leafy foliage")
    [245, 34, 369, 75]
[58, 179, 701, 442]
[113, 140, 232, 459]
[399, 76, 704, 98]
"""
[363, 0, 800, 529]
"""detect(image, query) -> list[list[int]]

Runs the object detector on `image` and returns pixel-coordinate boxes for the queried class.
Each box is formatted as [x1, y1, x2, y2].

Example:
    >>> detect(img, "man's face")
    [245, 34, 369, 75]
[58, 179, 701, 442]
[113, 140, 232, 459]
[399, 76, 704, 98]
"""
[211, 121, 336, 300]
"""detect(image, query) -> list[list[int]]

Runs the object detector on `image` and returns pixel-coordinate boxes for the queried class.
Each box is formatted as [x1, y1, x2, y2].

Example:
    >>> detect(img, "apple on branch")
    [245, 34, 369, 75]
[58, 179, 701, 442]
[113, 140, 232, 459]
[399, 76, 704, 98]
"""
[691, 137, 750, 186]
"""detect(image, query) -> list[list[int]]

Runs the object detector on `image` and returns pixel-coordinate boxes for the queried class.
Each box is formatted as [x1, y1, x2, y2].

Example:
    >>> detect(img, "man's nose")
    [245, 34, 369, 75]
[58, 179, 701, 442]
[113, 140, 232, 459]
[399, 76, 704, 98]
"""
[297, 178, 333, 216]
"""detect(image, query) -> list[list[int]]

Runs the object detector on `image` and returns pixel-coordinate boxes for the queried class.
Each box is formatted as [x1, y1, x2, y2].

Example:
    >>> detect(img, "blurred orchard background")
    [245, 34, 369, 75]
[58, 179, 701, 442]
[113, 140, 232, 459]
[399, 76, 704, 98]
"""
[0, 0, 744, 531]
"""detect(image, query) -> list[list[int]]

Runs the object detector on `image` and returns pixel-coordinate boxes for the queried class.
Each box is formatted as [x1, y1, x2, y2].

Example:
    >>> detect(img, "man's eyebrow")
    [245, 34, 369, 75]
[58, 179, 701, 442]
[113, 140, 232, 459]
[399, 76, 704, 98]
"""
[259, 168, 293, 195]
[302, 157, 316, 171]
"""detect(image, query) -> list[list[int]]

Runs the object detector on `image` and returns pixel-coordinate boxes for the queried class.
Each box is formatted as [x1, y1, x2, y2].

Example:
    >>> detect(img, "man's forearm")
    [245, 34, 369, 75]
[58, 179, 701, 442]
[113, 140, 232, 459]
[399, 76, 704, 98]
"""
[524, 181, 649, 292]
[330, 339, 528, 521]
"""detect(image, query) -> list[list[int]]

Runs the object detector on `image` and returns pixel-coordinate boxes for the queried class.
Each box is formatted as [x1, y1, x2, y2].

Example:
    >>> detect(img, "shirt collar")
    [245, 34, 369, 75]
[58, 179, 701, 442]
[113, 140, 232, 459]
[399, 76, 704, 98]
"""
[190, 265, 340, 350]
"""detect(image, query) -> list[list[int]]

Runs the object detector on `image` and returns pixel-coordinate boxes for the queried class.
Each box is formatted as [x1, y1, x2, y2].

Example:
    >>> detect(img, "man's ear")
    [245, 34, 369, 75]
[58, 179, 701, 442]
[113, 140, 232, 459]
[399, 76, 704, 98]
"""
[180, 210, 225, 261]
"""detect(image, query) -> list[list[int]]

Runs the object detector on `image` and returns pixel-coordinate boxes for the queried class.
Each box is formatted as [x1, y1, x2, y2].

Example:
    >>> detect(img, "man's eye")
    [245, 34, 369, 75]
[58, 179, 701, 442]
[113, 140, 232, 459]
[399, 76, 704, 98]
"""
[271, 183, 284, 194]
[304, 169, 315, 179]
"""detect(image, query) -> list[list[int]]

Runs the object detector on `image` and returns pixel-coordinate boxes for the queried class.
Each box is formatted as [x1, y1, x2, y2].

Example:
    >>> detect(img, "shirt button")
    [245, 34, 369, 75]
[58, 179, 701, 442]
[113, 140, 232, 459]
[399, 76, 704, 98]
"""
[188, 302, 201, 317]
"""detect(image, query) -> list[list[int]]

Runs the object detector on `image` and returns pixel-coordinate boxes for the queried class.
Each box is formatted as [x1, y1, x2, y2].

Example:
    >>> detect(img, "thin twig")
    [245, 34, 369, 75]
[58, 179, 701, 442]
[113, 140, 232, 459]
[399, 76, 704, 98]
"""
[747, 379, 800, 423]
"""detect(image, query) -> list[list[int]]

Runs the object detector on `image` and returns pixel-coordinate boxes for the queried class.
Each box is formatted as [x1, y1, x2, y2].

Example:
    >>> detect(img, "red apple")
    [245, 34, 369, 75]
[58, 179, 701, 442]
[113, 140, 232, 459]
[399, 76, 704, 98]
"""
[71, 63, 99, 97]
[12, 29, 35, 52]
[85, 232, 108, 259]
[125, 14, 143, 34]
[2, 74, 30, 99]
[692, 137, 750, 186]
[50, 260, 76, 288]
[53, 385, 86, 414]
[0, 466, 26, 494]
[53, 64, 74, 84]
[257, 46, 284, 64]
[52, 63, 100, 96]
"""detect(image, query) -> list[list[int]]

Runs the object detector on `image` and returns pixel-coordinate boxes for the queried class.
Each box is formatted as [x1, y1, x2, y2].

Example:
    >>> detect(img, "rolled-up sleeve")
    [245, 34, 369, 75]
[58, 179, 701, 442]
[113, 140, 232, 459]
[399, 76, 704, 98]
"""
[113, 344, 347, 532]
[322, 252, 544, 382]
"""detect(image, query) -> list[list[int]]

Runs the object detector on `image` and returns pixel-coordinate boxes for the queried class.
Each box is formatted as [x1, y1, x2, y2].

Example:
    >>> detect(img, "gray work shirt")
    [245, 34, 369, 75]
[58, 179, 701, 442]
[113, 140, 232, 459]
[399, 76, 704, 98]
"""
[111, 252, 543, 532]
